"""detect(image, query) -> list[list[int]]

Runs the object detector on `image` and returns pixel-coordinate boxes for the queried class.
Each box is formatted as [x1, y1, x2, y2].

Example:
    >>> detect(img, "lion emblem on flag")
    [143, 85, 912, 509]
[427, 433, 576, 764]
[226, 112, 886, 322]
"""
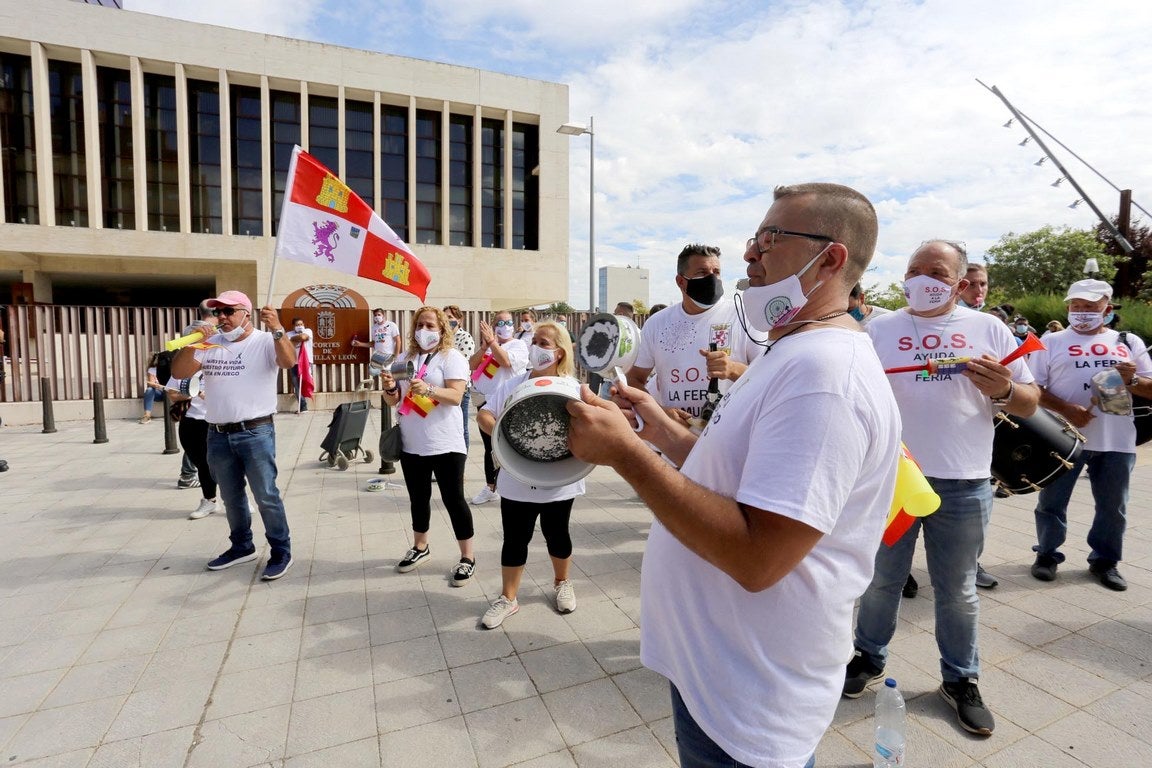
[311, 221, 340, 262]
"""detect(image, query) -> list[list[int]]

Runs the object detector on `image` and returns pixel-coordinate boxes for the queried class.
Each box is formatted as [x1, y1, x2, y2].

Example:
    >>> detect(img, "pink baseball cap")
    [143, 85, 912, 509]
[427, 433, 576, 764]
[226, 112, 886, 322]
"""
[205, 290, 253, 312]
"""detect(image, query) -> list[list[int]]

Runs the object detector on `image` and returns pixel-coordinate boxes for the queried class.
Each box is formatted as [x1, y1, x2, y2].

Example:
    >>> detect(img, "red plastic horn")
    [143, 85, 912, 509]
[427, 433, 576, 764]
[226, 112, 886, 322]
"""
[999, 332, 1045, 366]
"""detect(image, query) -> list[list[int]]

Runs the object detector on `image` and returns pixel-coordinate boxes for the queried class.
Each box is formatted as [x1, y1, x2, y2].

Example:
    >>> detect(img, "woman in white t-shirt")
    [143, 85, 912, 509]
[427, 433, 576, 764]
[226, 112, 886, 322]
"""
[476, 321, 585, 629]
[467, 310, 530, 505]
[380, 307, 477, 586]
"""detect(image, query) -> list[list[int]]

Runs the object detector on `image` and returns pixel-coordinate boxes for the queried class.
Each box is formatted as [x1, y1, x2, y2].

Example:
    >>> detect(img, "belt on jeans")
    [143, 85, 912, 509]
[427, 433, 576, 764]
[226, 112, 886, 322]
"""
[209, 415, 274, 433]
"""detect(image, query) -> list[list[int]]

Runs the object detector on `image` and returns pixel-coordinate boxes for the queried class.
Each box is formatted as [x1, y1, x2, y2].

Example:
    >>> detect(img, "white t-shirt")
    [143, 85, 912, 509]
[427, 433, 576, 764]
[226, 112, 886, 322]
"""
[471, 338, 529, 397]
[372, 320, 400, 356]
[641, 327, 901, 768]
[632, 298, 756, 415]
[396, 347, 470, 456]
[481, 372, 586, 503]
[866, 306, 1034, 479]
[1026, 328, 1152, 453]
[288, 326, 314, 367]
[193, 329, 280, 424]
[859, 305, 892, 327]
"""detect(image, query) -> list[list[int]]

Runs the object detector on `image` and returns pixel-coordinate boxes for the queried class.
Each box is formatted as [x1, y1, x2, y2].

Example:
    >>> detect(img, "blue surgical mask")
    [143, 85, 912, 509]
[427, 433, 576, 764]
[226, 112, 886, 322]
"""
[848, 306, 865, 322]
[1103, 311, 1115, 325]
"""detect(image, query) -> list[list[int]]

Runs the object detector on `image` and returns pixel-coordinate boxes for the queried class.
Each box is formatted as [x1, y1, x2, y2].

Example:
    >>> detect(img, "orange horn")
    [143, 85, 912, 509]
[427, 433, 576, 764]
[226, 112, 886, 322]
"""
[999, 332, 1045, 366]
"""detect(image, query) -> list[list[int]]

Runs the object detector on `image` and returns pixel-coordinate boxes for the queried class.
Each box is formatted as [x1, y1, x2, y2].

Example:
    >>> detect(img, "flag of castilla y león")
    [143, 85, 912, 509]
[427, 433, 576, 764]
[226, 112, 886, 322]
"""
[275, 146, 430, 302]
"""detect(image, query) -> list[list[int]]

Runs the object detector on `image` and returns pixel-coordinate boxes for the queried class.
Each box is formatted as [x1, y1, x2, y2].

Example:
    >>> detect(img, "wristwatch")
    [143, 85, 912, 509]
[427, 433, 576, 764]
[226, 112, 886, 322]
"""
[990, 381, 1014, 406]
[272, 329, 285, 340]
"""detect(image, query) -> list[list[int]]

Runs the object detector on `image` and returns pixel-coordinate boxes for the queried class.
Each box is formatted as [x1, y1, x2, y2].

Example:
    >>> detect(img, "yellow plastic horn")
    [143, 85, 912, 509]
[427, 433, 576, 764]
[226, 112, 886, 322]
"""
[164, 329, 208, 352]
[885, 443, 941, 528]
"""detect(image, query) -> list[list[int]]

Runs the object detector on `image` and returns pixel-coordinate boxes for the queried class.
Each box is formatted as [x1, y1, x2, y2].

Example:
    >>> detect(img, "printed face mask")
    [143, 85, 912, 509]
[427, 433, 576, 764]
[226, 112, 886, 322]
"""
[683, 273, 724, 309]
[520, 321, 533, 332]
[415, 328, 440, 349]
[528, 345, 556, 370]
[740, 246, 828, 332]
[903, 275, 955, 313]
[1067, 311, 1103, 332]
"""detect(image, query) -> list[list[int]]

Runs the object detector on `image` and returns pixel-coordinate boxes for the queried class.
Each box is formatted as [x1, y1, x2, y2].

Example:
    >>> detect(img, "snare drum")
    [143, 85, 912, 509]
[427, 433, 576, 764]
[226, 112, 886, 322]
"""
[991, 408, 1085, 495]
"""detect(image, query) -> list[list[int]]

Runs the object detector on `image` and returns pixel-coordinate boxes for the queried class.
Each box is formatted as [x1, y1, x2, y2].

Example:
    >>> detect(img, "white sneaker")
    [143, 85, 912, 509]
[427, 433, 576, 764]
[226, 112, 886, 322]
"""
[482, 595, 519, 629]
[554, 579, 576, 614]
[189, 498, 218, 520]
[471, 486, 499, 505]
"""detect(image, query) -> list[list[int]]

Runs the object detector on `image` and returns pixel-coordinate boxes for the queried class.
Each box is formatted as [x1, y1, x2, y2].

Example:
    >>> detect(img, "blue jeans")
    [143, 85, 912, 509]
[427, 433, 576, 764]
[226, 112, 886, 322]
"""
[461, 388, 471, 450]
[207, 423, 291, 557]
[143, 386, 165, 412]
[855, 477, 991, 682]
[671, 684, 815, 768]
[1034, 449, 1133, 567]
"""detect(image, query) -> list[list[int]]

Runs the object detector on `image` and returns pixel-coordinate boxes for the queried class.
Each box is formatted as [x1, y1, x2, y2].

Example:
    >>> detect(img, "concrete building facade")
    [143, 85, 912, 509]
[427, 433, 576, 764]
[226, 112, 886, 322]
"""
[0, 0, 572, 312]
[599, 265, 650, 313]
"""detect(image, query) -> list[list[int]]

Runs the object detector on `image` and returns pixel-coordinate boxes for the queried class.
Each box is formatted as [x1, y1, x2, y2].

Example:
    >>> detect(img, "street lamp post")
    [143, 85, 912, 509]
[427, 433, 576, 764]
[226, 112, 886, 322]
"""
[557, 117, 595, 312]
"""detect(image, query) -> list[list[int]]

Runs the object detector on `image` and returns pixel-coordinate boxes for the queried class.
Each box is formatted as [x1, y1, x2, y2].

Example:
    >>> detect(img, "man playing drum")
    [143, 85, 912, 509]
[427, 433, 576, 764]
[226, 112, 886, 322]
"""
[1026, 278, 1152, 591]
[845, 240, 1039, 737]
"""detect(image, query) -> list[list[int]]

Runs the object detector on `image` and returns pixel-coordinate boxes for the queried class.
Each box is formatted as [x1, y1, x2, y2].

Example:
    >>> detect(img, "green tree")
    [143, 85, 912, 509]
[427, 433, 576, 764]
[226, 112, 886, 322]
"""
[864, 281, 907, 310]
[1095, 216, 1151, 300]
[548, 301, 575, 314]
[631, 299, 649, 315]
[985, 225, 1113, 298]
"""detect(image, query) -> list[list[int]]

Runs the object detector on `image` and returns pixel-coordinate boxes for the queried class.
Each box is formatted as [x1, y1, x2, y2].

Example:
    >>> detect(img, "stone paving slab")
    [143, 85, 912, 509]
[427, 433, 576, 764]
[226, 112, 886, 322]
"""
[0, 411, 1149, 767]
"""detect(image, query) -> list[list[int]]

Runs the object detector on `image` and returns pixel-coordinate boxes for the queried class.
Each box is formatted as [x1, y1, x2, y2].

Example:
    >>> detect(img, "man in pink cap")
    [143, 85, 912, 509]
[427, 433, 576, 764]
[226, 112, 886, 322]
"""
[1026, 278, 1152, 591]
[171, 290, 298, 580]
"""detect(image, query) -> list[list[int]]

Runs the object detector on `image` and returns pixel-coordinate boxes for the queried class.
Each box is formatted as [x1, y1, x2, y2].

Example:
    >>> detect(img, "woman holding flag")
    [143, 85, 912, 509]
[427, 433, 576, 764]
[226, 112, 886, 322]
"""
[467, 310, 530, 505]
[380, 307, 477, 586]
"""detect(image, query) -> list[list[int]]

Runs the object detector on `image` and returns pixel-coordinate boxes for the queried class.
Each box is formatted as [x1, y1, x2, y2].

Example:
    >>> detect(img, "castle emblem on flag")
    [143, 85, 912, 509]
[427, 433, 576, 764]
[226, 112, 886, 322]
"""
[316, 173, 351, 213]
[311, 220, 340, 262]
[382, 252, 412, 286]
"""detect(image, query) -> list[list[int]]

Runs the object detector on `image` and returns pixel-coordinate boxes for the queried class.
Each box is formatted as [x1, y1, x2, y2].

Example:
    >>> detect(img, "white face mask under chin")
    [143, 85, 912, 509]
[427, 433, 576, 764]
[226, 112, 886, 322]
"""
[739, 246, 828, 333]
[221, 323, 246, 342]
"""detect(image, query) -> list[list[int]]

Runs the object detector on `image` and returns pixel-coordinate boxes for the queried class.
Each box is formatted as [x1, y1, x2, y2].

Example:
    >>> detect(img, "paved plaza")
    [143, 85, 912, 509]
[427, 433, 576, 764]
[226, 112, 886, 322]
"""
[0, 409, 1150, 767]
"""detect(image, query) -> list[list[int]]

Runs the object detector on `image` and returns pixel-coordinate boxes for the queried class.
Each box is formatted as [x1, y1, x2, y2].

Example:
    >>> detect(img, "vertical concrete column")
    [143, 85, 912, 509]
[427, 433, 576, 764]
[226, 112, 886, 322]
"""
[260, 75, 271, 236]
[81, 49, 102, 228]
[130, 57, 147, 230]
[219, 68, 233, 235]
[30, 42, 54, 226]
[372, 91, 381, 215]
[175, 62, 190, 233]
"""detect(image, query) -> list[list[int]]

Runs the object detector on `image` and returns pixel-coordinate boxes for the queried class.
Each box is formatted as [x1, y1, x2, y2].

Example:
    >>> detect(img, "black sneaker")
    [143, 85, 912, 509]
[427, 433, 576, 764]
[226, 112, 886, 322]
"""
[397, 546, 430, 573]
[1089, 563, 1127, 591]
[842, 651, 885, 698]
[261, 554, 293, 581]
[451, 557, 475, 587]
[1031, 554, 1059, 581]
[975, 563, 998, 589]
[940, 679, 995, 735]
[902, 573, 919, 599]
[206, 547, 258, 571]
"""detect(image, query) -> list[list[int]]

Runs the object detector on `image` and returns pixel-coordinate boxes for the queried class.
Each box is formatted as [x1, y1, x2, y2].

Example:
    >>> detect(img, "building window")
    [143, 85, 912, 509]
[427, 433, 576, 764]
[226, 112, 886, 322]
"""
[270, 89, 300, 235]
[481, 118, 503, 248]
[308, 94, 338, 172]
[0, 53, 38, 225]
[144, 73, 178, 232]
[414, 109, 440, 245]
[49, 60, 87, 227]
[98, 66, 134, 229]
[448, 114, 472, 246]
[511, 122, 539, 250]
[230, 84, 261, 236]
[345, 98, 373, 210]
[380, 104, 407, 240]
[188, 79, 221, 234]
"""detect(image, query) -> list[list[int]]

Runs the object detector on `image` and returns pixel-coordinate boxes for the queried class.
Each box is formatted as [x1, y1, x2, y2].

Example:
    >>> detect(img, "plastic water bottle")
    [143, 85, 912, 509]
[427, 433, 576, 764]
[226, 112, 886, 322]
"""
[874, 677, 906, 767]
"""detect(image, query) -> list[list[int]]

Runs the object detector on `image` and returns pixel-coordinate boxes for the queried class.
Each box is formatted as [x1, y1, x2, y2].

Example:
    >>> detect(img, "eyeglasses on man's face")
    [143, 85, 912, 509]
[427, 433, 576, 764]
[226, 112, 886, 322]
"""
[746, 226, 833, 257]
[212, 307, 246, 318]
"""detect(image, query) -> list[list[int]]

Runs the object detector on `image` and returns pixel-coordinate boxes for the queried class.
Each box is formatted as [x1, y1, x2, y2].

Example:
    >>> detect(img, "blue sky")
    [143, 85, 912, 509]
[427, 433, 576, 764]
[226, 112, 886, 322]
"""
[128, 0, 1152, 308]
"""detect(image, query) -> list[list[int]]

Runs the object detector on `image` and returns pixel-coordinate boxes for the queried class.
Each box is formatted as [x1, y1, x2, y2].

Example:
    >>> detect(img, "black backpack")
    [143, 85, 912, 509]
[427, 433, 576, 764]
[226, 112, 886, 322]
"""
[1117, 332, 1152, 446]
[154, 350, 176, 385]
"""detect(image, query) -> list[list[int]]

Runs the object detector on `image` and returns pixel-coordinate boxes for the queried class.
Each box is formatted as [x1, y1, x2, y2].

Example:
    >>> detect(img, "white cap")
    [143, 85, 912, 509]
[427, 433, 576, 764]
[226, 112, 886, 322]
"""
[1064, 279, 1113, 302]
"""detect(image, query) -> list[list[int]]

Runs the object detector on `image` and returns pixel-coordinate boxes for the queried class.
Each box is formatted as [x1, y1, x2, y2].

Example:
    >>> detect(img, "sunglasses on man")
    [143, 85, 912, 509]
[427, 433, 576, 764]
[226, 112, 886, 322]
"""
[212, 307, 247, 317]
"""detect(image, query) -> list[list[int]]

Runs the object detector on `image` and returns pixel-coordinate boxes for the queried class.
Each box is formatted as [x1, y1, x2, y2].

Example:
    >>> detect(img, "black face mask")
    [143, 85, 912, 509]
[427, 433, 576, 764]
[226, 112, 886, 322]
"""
[684, 274, 724, 308]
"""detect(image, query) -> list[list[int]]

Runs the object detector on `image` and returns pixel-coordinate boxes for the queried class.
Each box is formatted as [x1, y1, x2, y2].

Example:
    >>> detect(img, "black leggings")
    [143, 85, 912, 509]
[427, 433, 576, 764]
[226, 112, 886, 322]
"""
[399, 451, 474, 540]
[500, 497, 574, 567]
[177, 416, 216, 499]
[479, 429, 499, 487]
